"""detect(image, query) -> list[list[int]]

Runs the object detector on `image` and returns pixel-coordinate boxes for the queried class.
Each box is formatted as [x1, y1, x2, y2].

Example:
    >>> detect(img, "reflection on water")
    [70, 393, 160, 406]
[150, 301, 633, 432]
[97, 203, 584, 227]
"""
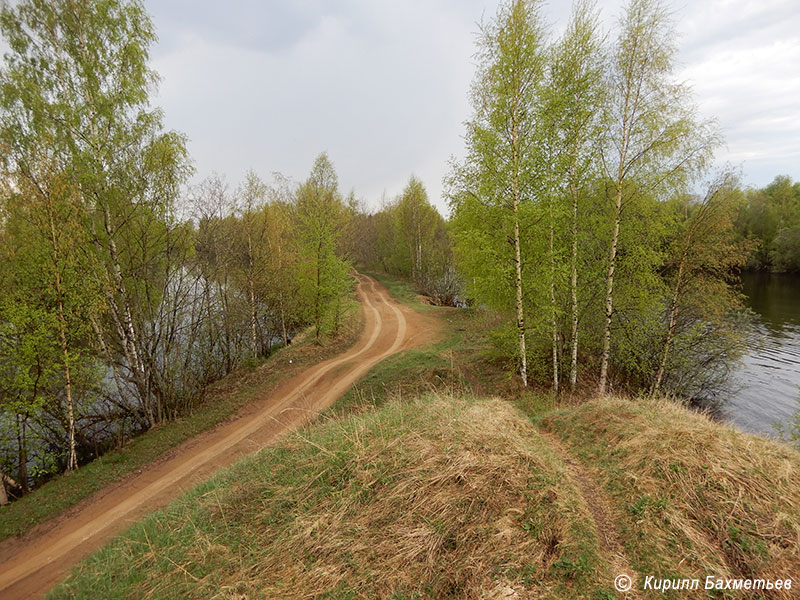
[726, 272, 800, 436]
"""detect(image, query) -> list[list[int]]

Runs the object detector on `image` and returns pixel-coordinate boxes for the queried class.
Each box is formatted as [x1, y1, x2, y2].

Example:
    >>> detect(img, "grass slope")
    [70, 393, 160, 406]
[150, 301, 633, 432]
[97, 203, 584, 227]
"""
[538, 397, 800, 598]
[51, 390, 800, 599]
[50, 394, 615, 600]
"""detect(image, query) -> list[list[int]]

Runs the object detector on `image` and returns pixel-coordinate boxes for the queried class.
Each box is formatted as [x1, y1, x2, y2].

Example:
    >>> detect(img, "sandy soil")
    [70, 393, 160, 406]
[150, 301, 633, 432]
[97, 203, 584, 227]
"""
[0, 274, 434, 599]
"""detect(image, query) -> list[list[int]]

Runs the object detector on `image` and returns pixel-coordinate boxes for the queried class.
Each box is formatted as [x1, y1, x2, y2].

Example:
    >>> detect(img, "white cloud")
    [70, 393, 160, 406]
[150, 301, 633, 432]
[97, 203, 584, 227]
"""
[148, 0, 486, 213]
[676, 0, 800, 185]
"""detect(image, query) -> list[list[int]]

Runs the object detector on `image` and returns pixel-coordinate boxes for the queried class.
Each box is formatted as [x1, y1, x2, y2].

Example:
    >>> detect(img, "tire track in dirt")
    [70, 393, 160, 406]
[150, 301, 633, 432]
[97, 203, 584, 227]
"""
[0, 274, 431, 599]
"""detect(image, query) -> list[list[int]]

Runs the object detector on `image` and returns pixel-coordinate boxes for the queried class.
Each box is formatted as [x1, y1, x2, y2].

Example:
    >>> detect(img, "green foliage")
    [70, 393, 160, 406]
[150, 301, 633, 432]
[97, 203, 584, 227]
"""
[736, 175, 800, 271]
[296, 153, 354, 341]
[772, 227, 800, 271]
[364, 177, 460, 305]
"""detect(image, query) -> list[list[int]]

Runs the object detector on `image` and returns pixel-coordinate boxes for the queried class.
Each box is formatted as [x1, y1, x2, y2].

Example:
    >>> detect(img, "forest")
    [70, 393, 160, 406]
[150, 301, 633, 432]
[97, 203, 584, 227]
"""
[0, 0, 796, 502]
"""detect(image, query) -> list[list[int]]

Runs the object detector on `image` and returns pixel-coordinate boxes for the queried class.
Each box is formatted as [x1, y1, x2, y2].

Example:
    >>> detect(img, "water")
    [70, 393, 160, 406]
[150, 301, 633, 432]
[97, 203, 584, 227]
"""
[725, 272, 800, 437]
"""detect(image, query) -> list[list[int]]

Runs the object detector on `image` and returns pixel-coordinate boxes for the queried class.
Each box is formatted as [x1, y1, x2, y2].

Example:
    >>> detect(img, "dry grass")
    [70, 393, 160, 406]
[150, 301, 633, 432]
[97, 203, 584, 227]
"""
[48, 385, 800, 600]
[50, 394, 614, 600]
[541, 396, 800, 599]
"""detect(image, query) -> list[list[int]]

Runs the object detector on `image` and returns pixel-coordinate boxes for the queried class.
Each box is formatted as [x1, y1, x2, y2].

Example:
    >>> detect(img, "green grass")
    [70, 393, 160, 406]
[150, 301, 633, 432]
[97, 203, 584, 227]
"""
[331, 271, 511, 417]
[331, 343, 465, 415]
[0, 298, 364, 542]
[362, 270, 435, 313]
[49, 394, 613, 600]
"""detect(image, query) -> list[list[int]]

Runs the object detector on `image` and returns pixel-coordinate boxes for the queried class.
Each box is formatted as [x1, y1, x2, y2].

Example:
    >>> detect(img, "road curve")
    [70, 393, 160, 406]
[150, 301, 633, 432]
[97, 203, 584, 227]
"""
[0, 274, 432, 599]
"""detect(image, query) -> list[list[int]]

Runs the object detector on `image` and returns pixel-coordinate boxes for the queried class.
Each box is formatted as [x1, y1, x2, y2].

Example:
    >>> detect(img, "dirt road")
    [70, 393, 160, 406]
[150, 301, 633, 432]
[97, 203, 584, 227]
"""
[0, 274, 433, 599]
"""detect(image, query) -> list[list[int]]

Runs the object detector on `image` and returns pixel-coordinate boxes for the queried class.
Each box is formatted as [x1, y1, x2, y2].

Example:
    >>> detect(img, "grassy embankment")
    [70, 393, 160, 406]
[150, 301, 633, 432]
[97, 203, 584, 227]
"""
[51, 394, 616, 599]
[49, 392, 800, 599]
[543, 400, 799, 598]
[0, 297, 363, 542]
[38, 273, 800, 598]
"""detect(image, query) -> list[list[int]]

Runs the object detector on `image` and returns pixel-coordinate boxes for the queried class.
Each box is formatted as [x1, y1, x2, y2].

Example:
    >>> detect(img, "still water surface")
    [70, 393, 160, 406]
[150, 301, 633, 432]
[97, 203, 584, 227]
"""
[727, 272, 800, 436]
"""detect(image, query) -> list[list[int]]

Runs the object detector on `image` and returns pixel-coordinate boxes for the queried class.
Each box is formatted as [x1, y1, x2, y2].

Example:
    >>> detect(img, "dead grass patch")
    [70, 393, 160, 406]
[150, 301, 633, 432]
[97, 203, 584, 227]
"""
[541, 396, 800, 599]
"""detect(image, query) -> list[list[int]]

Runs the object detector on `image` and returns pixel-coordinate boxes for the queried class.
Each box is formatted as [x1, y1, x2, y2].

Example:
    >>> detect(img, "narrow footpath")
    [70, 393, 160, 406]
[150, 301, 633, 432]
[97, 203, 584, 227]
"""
[539, 430, 641, 599]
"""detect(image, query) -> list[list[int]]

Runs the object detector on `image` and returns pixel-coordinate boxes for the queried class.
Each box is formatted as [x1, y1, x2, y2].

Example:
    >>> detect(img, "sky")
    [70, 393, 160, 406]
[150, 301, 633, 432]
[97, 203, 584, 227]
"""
[136, 1, 800, 213]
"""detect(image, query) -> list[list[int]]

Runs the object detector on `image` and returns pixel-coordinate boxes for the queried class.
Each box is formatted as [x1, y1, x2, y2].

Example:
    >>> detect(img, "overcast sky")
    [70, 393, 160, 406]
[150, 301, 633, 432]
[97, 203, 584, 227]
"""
[144, 0, 800, 213]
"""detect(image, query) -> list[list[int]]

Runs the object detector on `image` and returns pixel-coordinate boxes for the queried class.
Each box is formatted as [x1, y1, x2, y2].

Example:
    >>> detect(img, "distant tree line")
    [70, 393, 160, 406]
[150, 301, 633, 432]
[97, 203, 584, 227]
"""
[446, 0, 754, 398]
[0, 0, 353, 497]
[734, 175, 800, 272]
[351, 176, 462, 306]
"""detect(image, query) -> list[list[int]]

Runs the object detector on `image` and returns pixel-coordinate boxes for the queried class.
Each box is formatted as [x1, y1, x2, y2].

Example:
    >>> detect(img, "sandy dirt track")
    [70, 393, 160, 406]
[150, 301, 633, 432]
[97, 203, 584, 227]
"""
[0, 274, 433, 599]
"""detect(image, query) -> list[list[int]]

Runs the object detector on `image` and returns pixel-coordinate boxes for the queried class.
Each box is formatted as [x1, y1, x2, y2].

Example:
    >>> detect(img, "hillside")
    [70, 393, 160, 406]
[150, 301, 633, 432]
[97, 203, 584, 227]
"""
[49, 393, 800, 600]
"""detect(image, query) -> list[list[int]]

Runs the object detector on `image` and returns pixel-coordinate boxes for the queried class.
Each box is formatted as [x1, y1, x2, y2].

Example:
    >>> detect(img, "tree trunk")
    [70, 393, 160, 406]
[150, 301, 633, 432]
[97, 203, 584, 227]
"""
[333, 294, 342, 336]
[57, 298, 78, 471]
[569, 169, 579, 392]
[511, 81, 528, 388]
[415, 216, 423, 284]
[48, 208, 78, 471]
[217, 276, 234, 374]
[16, 414, 29, 492]
[513, 216, 528, 388]
[249, 278, 258, 358]
[248, 232, 258, 358]
[280, 296, 288, 345]
[315, 241, 322, 342]
[598, 184, 622, 396]
[0, 471, 22, 505]
[651, 276, 681, 396]
[652, 237, 692, 395]
[89, 313, 132, 423]
[100, 206, 152, 420]
[549, 198, 559, 393]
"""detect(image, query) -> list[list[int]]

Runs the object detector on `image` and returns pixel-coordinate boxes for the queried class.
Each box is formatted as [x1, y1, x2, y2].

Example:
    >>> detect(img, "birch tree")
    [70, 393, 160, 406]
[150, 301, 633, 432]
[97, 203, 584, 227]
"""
[545, 0, 607, 392]
[264, 187, 302, 347]
[234, 171, 270, 358]
[651, 172, 750, 395]
[449, 0, 549, 387]
[597, 0, 718, 394]
[296, 153, 352, 342]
